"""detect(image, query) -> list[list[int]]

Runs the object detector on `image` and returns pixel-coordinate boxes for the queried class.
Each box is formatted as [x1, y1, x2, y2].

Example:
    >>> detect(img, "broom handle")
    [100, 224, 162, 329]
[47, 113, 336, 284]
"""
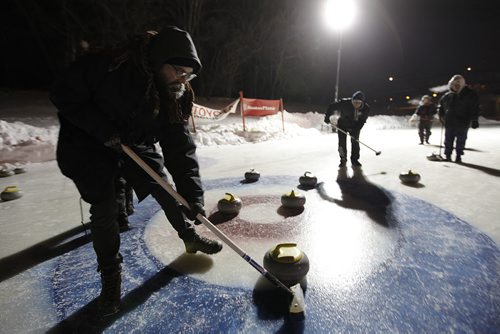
[121, 144, 292, 294]
[439, 123, 444, 156]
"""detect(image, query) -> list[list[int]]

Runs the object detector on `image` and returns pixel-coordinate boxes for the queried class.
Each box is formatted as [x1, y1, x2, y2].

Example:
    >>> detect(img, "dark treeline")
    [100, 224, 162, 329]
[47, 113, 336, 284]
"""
[2, 0, 499, 108]
[2, 0, 342, 104]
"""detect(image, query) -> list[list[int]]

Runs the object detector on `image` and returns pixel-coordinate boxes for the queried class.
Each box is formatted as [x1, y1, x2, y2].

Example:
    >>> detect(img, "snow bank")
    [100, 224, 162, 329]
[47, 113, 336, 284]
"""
[0, 120, 58, 150]
[1, 110, 498, 168]
[368, 115, 414, 130]
[192, 111, 323, 146]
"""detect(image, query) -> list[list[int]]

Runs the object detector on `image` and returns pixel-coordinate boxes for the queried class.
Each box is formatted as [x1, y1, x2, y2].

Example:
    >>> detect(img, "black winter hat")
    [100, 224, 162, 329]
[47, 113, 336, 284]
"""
[352, 90, 365, 102]
[148, 26, 202, 74]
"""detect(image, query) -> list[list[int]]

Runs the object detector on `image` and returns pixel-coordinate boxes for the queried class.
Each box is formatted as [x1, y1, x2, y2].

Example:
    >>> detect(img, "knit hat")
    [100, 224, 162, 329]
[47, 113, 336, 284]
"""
[352, 90, 365, 102]
[448, 74, 466, 92]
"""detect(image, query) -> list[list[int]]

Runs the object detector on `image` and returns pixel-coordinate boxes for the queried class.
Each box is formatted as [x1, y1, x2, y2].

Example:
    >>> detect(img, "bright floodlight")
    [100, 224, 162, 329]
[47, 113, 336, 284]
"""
[324, 0, 358, 31]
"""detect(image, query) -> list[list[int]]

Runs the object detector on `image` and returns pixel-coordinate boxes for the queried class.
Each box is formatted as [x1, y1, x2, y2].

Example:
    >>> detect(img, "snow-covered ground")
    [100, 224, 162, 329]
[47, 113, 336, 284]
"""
[1, 100, 420, 164]
[0, 109, 420, 166]
[1, 99, 497, 165]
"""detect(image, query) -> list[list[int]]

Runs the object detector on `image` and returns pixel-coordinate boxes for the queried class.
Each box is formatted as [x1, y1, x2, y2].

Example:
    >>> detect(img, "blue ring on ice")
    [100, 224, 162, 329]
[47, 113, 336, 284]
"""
[50, 176, 500, 333]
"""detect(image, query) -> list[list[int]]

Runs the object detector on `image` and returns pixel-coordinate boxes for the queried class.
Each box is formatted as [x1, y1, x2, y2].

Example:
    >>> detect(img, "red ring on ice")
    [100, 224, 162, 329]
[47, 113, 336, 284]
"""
[206, 195, 305, 239]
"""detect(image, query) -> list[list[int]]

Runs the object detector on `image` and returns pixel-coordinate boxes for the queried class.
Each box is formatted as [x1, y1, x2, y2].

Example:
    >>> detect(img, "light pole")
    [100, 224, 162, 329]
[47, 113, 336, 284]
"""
[334, 32, 342, 102]
[324, 0, 357, 102]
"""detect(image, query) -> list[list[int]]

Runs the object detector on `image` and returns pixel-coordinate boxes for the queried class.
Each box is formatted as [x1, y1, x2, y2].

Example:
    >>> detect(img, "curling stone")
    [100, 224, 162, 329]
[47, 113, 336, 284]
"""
[399, 170, 421, 183]
[299, 171, 317, 188]
[263, 243, 310, 286]
[281, 189, 306, 208]
[0, 170, 14, 178]
[217, 192, 242, 215]
[244, 168, 260, 182]
[13, 167, 26, 174]
[1, 186, 23, 201]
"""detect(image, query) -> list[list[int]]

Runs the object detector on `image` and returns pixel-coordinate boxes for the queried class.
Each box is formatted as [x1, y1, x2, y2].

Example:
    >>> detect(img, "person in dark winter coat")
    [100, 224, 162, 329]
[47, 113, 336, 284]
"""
[414, 95, 437, 145]
[324, 91, 370, 167]
[50, 27, 222, 316]
[437, 74, 479, 163]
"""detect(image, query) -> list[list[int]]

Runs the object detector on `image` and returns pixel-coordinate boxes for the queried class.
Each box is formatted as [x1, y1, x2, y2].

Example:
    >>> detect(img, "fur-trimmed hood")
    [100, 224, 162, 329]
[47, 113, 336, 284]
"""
[448, 74, 466, 92]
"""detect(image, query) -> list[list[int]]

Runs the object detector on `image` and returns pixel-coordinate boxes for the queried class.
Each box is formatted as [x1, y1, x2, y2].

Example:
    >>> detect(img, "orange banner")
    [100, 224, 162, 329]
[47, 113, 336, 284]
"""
[241, 98, 281, 116]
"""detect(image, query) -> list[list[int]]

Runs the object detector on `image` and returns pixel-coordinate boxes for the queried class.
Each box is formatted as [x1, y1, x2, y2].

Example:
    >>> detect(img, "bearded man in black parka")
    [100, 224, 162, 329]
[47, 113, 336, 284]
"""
[50, 27, 222, 316]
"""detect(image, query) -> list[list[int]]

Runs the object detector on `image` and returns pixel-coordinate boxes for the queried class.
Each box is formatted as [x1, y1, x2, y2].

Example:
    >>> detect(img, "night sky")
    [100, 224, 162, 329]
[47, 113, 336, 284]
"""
[309, 0, 500, 101]
[1, 0, 499, 107]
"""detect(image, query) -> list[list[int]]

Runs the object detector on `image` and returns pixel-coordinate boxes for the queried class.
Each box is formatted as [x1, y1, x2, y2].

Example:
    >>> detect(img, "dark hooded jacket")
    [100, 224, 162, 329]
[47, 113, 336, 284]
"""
[437, 86, 479, 128]
[324, 91, 370, 131]
[50, 27, 204, 203]
[415, 104, 436, 122]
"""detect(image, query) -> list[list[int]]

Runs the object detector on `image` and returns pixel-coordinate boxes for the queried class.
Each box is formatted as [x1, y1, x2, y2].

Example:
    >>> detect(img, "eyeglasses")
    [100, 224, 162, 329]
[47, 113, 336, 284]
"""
[172, 65, 197, 82]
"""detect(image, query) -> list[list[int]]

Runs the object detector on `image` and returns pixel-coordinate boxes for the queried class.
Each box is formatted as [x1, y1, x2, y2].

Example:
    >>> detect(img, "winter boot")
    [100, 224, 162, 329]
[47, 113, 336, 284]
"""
[445, 155, 452, 162]
[455, 155, 462, 163]
[98, 265, 122, 316]
[184, 232, 223, 254]
[338, 159, 347, 168]
[351, 160, 362, 167]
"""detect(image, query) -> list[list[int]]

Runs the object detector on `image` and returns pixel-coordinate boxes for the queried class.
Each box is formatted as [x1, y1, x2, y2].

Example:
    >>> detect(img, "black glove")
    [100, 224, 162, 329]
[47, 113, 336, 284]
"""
[471, 120, 479, 129]
[104, 134, 123, 152]
[183, 202, 206, 225]
[324, 114, 330, 124]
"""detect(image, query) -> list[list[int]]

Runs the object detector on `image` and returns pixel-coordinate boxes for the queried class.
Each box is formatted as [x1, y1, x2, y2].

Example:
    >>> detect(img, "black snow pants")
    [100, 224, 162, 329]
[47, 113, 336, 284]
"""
[418, 120, 432, 143]
[444, 126, 469, 157]
[71, 151, 195, 272]
[115, 176, 134, 219]
[338, 127, 361, 162]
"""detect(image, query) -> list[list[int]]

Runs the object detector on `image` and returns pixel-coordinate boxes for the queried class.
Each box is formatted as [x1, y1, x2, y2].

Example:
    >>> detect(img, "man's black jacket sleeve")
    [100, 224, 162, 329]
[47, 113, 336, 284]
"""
[159, 124, 204, 205]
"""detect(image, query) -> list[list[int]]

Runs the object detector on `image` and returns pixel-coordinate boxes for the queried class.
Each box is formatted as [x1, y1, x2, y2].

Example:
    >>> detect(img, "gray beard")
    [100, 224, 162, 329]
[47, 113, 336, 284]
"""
[168, 83, 186, 100]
